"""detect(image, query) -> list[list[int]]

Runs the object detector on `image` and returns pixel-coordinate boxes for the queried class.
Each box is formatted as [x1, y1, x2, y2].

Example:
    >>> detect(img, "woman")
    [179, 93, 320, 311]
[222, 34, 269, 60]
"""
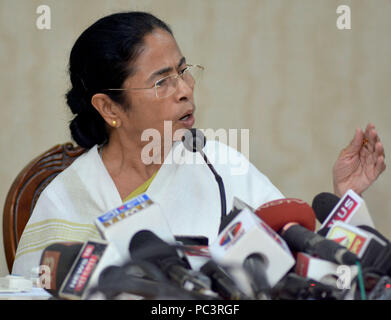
[12, 12, 385, 277]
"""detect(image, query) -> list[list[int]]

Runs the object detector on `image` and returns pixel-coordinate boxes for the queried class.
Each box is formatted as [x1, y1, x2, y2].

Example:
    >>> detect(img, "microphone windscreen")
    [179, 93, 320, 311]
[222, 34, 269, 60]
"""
[39, 242, 83, 296]
[312, 192, 340, 224]
[317, 227, 330, 237]
[254, 198, 316, 232]
[129, 230, 178, 261]
[182, 128, 206, 152]
[358, 225, 391, 244]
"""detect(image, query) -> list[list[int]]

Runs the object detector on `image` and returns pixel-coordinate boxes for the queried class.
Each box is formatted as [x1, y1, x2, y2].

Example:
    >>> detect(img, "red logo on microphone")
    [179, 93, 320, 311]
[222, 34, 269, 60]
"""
[220, 222, 242, 246]
[326, 195, 358, 228]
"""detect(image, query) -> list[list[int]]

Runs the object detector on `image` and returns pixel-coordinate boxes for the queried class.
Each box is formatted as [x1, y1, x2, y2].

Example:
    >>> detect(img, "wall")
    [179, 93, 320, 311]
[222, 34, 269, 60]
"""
[1, 0, 390, 275]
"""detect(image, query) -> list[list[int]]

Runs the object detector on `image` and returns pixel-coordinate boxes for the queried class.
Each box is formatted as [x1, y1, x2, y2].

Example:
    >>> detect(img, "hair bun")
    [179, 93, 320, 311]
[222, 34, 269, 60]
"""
[66, 87, 88, 115]
[70, 111, 107, 149]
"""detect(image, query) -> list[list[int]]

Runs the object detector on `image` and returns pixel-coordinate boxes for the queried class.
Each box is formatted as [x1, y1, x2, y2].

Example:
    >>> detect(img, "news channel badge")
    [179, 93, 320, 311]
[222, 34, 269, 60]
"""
[97, 193, 153, 228]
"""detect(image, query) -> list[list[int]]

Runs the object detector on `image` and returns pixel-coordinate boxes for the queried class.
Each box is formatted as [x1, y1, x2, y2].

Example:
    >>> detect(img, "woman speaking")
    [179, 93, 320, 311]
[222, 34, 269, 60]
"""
[12, 12, 385, 277]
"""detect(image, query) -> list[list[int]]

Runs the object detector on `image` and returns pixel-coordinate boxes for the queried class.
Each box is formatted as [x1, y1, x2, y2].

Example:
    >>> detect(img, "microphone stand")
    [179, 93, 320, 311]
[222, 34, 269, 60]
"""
[198, 149, 227, 230]
[181, 129, 227, 233]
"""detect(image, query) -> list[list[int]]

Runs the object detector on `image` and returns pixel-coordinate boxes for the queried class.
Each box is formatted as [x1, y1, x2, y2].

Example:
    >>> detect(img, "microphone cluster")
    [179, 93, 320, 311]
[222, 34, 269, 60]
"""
[35, 129, 391, 300]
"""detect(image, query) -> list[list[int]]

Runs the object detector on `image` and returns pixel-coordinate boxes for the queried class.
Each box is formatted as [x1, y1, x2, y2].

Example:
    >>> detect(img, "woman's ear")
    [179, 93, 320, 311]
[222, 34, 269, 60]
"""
[91, 93, 121, 128]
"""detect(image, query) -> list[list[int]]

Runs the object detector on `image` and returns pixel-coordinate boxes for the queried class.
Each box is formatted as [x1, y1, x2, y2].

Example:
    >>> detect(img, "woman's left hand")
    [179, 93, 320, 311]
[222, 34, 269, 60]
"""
[332, 123, 386, 197]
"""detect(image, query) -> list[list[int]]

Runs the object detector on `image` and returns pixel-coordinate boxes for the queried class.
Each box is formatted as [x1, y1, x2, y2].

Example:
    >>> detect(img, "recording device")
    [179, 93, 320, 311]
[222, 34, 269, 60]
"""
[209, 198, 295, 297]
[242, 253, 271, 299]
[39, 240, 122, 299]
[200, 260, 251, 300]
[129, 230, 217, 298]
[254, 198, 359, 265]
[313, 191, 391, 273]
[317, 189, 375, 229]
[181, 128, 227, 231]
[39, 242, 84, 297]
[97, 263, 207, 300]
[174, 236, 211, 271]
[255, 198, 316, 232]
[325, 221, 387, 269]
[271, 273, 346, 300]
[295, 252, 358, 289]
[312, 192, 340, 222]
[281, 223, 358, 265]
[94, 193, 176, 260]
[356, 225, 391, 276]
[367, 275, 391, 300]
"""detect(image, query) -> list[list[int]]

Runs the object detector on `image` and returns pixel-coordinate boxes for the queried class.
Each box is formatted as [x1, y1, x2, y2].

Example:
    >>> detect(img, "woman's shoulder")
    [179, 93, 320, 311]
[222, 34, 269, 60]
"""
[44, 145, 99, 188]
[31, 145, 101, 209]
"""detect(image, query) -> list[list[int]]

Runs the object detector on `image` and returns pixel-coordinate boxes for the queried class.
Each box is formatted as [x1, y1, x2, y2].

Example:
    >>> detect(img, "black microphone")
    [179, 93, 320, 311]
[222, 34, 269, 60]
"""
[312, 192, 340, 224]
[367, 275, 391, 300]
[181, 128, 227, 232]
[97, 263, 203, 300]
[129, 230, 217, 298]
[254, 198, 359, 266]
[242, 253, 271, 300]
[280, 223, 359, 265]
[39, 242, 84, 297]
[357, 225, 391, 276]
[271, 273, 345, 300]
[200, 260, 251, 300]
[312, 192, 340, 236]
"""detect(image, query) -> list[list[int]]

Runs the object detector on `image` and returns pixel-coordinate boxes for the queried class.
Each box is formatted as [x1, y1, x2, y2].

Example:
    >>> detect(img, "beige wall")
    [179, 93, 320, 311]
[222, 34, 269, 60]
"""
[1, 0, 391, 276]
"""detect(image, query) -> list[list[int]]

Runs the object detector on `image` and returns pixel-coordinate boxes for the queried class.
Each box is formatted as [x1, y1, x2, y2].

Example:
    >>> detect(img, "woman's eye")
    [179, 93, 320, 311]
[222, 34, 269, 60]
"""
[180, 67, 188, 75]
[156, 79, 167, 87]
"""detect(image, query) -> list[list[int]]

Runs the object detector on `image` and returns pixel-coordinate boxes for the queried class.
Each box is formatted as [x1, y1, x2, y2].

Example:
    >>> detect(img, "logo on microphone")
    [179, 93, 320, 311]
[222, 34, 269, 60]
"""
[325, 195, 358, 228]
[327, 225, 366, 255]
[220, 222, 243, 247]
[97, 194, 153, 228]
[60, 241, 107, 299]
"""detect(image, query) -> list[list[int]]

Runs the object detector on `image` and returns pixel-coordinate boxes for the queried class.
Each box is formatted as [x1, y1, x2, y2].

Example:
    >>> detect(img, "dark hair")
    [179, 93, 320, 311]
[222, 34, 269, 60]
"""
[66, 11, 173, 149]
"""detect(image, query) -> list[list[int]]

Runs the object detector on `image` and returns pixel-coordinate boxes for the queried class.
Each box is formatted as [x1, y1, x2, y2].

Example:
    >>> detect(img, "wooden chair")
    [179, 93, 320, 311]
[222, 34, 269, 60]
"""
[3, 143, 85, 273]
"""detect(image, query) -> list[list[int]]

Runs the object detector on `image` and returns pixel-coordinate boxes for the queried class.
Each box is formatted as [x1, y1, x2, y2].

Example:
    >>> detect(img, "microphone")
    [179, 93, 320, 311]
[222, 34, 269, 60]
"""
[97, 263, 205, 300]
[254, 198, 359, 265]
[255, 198, 316, 232]
[294, 252, 358, 290]
[312, 192, 340, 222]
[315, 189, 375, 229]
[271, 273, 345, 300]
[59, 240, 121, 300]
[367, 275, 391, 300]
[181, 128, 227, 232]
[39, 242, 83, 297]
[281, 224, 358, 265]
[39, 240, 122, 299]
[174, 236, 211, 271]
[200, 260, 251, 300]
[242, 253, 271, 299]
[356, 225, 391, 276]
[312, 192, 340, 235]
[325, 222, 387, 269]
[209, 198, 295, 298]
[58, 240, 122, 299]
[129, 230, 217, 298]
[94, 193, 176, 260]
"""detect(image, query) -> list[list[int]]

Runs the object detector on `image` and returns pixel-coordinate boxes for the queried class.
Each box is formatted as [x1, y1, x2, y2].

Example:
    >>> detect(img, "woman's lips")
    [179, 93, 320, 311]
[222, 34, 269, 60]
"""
[179, 113, 195, 128]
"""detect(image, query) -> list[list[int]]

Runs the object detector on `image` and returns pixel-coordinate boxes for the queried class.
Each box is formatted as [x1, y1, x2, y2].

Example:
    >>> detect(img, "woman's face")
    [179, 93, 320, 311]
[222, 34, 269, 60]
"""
[118, 28, 196, 147]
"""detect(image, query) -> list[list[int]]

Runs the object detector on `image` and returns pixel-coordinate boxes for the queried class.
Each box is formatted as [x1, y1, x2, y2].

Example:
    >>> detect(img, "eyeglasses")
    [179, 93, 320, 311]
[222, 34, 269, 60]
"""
[103, 64, 204, 99]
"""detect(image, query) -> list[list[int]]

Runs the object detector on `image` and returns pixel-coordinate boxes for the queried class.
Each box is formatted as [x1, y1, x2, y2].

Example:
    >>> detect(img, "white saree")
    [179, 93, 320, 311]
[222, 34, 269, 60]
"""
[12, 140, 283, 277]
